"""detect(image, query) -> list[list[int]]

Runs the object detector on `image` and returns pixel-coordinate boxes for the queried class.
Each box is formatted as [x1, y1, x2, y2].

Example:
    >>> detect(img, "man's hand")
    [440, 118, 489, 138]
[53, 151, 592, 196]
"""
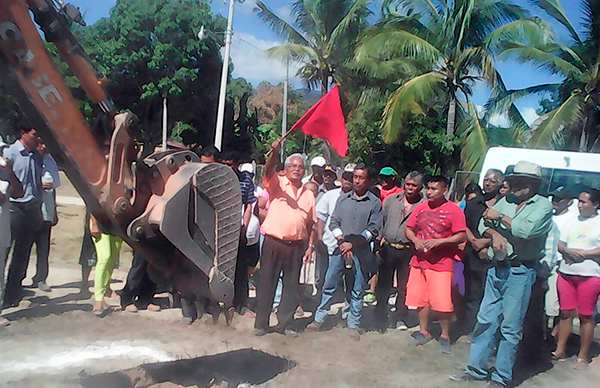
[478, 248, 489, 261]
[271, 139, 283, 152]
[458, 241, 467, 251]
[491, 234, 508, 253]
[566, 248, 586, 263]
[483, 208, 502, 221]
[42, 182, 53, 190]
[412, 238, 427, 253]
[342, 250, 353, 261]
[339, 241, 353, 256]
[303, 246, 314, 263]
[471, 238, 490, 252]
[423, 239, 441, 251]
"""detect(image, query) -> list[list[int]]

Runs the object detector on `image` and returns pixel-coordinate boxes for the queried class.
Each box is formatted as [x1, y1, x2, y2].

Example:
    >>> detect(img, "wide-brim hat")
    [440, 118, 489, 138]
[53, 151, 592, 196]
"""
[505, 161, 543, 181]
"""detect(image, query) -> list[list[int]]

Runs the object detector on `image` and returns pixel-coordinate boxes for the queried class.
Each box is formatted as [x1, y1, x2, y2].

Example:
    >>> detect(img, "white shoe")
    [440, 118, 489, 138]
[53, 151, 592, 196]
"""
[396, 320, 408, 331]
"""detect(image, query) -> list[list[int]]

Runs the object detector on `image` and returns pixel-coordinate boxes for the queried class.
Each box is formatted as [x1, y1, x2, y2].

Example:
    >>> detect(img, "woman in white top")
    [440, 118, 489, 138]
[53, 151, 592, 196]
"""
[554, 188, 600, 370]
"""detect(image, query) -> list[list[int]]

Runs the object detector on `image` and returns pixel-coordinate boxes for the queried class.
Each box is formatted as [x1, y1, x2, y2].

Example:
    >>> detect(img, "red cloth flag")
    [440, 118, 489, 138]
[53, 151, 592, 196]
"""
[291, 84, 348, 157]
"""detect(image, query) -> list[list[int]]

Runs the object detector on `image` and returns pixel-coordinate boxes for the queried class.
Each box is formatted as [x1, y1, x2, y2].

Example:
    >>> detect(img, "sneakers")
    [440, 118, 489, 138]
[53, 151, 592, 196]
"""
[395, 320, 408, 331]
[348, 328, 361, 342]
[411, 331, 433, 346]
[181, 316, 193, 325]
[0, 317, 10, 327]
[487, 381, 506, 387]
[284, 328, 299, 338]
[36, 281, 51, 292]
[364, 293, 376, 304]
[448, 372, 485, 383]
[146, 303, 161, 312]
[253, 328, 267, 337]
[439, 337, 451, 354]
[124, 304, 138, 313]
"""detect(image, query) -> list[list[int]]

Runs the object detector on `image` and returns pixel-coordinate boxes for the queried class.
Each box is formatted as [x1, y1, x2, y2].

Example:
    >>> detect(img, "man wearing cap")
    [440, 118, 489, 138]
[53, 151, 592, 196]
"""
[3, 125, 43, 308]
[0, 136, 24, 326]
[451, 161, 553, 387]
[379, 167, 403, 204]
[302, 156, 326, 185]
[375, 171, 425, 332]
[255, 140, 316, 338]
[316, 165, 339, 203]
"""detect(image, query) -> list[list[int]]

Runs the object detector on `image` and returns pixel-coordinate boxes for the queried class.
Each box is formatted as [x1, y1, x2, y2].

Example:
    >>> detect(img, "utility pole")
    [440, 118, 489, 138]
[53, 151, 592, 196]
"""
[281, 56, 289, 163]
[162, 96, 167, 151]
[214, 0, 236, 151]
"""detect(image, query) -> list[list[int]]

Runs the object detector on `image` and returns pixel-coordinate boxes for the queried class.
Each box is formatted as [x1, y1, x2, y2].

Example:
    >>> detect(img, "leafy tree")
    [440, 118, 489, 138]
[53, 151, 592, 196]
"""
[77, 0, 226, 146]
[489, 0, 600, 151]
[255, 0, 371, 94]
[355, 0, 533, 171]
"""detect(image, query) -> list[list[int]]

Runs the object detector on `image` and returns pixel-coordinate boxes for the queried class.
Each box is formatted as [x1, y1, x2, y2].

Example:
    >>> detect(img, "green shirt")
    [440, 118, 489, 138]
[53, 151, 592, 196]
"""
[479, 194, 553, 263]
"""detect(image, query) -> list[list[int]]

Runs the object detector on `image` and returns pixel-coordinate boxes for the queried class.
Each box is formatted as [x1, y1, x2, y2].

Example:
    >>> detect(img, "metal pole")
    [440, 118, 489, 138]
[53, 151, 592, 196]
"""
[214, 0, 235, 151]
[162, 96, 167, 151]
[281, 56, 289, 163]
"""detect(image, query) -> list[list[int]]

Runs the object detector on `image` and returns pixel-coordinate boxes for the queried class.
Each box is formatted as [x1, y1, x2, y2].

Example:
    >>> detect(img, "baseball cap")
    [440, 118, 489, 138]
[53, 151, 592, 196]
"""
[239, 163, 254, 174]
[550, 186, 574, 201]
[323, 165, 337, 176]
[310, 156, 326, 168]
[343, 163, 356, 173]
[379, 166, 398, 176]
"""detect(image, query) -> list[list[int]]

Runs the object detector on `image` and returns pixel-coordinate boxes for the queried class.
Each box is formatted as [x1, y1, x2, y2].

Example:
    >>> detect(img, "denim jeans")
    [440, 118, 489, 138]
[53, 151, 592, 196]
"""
[314, 254, 365, 329]
[466, 264, 536, 386]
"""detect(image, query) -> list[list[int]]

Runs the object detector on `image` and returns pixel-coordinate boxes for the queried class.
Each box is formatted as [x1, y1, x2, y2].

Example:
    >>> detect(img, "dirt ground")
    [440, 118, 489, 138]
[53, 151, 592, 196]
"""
[0, 174, 598, 387]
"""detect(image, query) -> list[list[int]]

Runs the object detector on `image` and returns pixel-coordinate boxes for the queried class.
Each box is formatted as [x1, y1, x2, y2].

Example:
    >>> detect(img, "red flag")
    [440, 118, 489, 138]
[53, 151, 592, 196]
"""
[291, 84, 348, 157]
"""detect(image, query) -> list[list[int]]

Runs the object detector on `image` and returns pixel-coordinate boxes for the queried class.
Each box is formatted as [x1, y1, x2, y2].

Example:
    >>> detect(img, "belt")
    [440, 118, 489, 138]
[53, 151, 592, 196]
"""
[11, 201, 41, 210]
[267, 235, 306, 246]
[495, 259, 530, 268]
[385, 241, 411, 250]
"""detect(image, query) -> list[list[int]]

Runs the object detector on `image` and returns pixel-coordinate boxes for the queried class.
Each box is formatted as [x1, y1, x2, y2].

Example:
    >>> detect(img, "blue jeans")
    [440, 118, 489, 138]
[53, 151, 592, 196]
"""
[314, 254, 365, 329]
[466, 264, 536, 386]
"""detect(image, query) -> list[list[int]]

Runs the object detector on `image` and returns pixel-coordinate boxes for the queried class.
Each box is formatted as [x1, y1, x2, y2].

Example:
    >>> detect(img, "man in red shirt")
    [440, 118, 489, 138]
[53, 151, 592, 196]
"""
[405, 175, 467, 353]
[378, 167, 403, 204]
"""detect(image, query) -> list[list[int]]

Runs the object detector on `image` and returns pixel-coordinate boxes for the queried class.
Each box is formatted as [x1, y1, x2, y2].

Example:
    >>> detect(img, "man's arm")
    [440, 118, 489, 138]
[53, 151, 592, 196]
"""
[3, 159, 23, 199]
[264, 139, 282, 182]
[405, 226, 426, 253]
[484, 200, 553, 239]
[423, 231, 467, 250]
[358, 199, 382, 247]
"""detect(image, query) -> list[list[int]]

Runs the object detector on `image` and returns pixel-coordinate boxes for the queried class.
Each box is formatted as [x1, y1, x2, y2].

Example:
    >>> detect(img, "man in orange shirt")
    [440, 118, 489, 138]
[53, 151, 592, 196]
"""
[254, 140, 316, 338]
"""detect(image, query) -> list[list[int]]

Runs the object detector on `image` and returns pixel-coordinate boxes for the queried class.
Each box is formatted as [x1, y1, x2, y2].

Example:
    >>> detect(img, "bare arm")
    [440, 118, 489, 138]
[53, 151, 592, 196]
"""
[405, 226, 425, 252]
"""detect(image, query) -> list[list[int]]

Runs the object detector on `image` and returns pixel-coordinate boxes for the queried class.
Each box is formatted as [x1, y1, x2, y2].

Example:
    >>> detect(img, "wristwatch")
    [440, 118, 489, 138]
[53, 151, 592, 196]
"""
[309, 244, 316, 249]
[498, 213, 505, 221]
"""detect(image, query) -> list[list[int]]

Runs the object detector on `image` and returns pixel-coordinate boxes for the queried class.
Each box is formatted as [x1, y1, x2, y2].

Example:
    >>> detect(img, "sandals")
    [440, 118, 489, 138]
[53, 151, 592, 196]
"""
[551, 351, 567, 361]
[574, 358, 589, 371]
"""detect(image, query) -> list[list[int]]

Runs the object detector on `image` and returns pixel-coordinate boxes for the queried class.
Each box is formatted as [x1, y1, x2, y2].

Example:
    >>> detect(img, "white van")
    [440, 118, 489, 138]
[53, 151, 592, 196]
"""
[478, 147, 600, 194]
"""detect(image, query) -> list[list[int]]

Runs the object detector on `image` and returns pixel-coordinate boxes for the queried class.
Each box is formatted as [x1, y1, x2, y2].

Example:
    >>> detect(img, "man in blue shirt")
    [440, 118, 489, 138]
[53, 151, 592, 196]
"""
[3, 125, 43, 308]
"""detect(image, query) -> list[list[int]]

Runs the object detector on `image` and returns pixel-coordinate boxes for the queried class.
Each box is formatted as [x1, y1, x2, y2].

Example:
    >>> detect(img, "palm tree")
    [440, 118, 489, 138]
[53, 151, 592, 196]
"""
[254, 0, 371, 95]
[356, 0, 535, 170]
[487, 0, 600, 151]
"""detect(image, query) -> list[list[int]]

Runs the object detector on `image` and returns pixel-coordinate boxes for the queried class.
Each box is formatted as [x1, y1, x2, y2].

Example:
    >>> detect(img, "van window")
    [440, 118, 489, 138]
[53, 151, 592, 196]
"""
[505, 166, 600, 195]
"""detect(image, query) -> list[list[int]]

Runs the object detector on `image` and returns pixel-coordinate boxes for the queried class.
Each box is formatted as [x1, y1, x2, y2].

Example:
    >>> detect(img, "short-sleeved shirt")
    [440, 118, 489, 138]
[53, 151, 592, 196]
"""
[262, 173, 316, 241]
[406, 200, 467, 272]
[41, 154, 61, 222]
[558, 215, 600, 277]
[237, 171, 257, 205]
[4, 140, 43, 204]
[0, 169, 11, 247]
[381, 191, 425, 244]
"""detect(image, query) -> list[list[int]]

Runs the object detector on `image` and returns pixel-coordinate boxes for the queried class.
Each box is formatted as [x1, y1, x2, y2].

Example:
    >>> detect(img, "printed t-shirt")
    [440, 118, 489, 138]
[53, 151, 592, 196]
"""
[380, 185, 403, 204]
[406, 200, 467, 272]
[558, 215, 600, 277]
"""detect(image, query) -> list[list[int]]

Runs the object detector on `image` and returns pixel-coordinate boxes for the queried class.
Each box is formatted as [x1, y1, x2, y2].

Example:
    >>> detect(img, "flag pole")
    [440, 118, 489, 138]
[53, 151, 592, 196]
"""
[266, 127, 296, 159]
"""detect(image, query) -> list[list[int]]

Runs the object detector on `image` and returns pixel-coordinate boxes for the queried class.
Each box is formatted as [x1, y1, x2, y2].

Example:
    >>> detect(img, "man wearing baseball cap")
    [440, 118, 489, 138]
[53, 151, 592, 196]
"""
[316, 165, 339, 203]
[451, 161, 553, 387]
[379, 167, 403, 204]
[302, 156, 327, 185]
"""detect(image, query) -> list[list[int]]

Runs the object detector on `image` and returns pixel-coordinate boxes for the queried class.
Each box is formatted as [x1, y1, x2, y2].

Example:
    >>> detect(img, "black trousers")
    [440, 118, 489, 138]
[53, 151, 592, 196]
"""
[233, 241, 259, 311]
[518, 276, 548, 362]
[4, 203, 42, 303]
[374, 243, 412, 329]
[120, 252, 157, 308]
[255, 235, 305, 331]
[32, 221, 52, 284]
[461, 266, 489, 334]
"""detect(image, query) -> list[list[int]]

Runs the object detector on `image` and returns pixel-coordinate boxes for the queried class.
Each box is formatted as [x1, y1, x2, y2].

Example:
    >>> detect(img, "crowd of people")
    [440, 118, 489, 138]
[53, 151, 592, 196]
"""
[0, 128, 599, 388]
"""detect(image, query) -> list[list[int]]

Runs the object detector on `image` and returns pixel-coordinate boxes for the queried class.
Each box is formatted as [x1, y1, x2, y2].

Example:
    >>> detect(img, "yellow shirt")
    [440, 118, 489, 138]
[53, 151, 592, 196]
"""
[262, 173, 316, 241]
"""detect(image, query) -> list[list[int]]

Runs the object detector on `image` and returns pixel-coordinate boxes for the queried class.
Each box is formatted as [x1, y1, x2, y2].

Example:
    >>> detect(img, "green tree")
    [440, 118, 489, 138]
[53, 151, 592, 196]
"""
[255, 0, 371, 94]
[356, 0, 533, 170]
[77, 0, 226, 146]
[489, 0, 600, 151]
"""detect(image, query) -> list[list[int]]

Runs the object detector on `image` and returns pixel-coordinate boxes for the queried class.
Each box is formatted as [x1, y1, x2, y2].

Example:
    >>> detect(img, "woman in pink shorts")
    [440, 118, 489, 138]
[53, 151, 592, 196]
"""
[554, 188, 600, 370]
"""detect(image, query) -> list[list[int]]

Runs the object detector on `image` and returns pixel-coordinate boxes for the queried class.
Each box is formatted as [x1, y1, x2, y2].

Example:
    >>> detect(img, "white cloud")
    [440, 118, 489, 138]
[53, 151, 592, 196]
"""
[521, 107, 539, 126]
[277, 4, 294, 23]
[488, 112, 511, 128]
[229, 32, 302, 86]
[236, 0, 259, 16]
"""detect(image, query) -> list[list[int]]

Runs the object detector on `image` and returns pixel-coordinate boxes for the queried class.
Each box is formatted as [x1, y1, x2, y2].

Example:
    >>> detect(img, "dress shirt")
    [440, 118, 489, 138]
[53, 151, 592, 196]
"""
[330, 190, 382, 246]
[381, 191, 425, 244]
[316, 188, 342, 255]
[4, 140, 42, 204]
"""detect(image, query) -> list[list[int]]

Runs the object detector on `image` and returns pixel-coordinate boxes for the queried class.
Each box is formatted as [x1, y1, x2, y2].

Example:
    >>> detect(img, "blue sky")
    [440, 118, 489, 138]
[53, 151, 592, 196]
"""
[69, 0, 586, 126]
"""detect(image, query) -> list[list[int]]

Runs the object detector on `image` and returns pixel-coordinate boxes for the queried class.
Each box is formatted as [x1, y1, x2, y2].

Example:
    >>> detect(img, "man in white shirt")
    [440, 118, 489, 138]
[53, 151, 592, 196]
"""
[302, 156, 326, 185]
[0, 135, 24, 326]
[31, 141, 61, 292]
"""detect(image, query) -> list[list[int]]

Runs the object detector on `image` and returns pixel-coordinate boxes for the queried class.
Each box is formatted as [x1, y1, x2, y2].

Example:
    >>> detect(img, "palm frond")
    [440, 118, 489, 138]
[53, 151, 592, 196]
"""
[467, 0, 530, 43]
[327, 0, 372, 55]
[485, 83, 560, 116]
[483, 17, 554, 50]
[351, 56, 418, 79]
[456, 46, 498, 88]
[254, 1, 311, 46]
[530, 0, 581, 43]
[457, 99, 489, 171]
[265, 44, 319, 63]
[383, 0, 442, 23]
[382, 72, 446, 142]
[582, 0, 600, 54]
[499, 42, 583, 77]
[530, 92, 582, 148]
[355, 28, 443, 64]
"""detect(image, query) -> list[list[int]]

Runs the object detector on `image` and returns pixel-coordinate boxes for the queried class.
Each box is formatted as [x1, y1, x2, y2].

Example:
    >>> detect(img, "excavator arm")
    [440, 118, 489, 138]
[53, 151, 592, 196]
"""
[0, 0, 241, 310]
